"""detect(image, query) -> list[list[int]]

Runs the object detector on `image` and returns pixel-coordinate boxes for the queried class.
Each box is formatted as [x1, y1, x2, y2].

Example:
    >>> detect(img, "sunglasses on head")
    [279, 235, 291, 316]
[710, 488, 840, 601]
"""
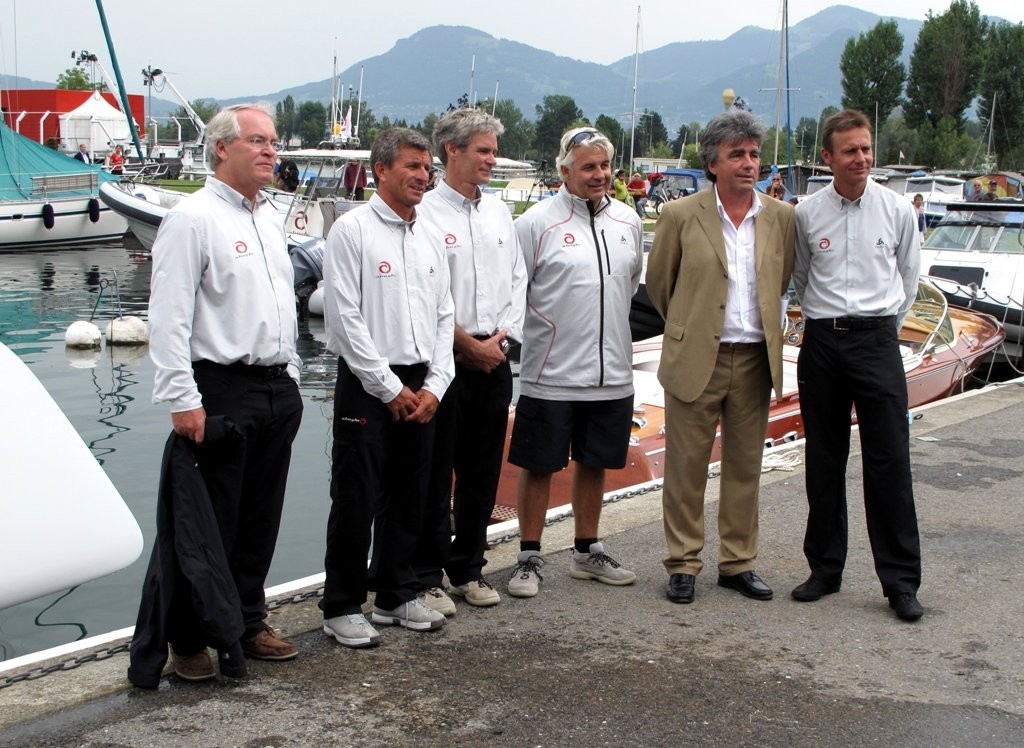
[565, 130, 606, 152]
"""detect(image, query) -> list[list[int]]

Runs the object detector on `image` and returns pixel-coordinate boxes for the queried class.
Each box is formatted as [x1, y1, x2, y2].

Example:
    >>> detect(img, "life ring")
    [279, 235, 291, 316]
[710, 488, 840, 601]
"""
[294, 210, 307, 231]
[42, 203, 55, 229]
[87, 198, 101, 223]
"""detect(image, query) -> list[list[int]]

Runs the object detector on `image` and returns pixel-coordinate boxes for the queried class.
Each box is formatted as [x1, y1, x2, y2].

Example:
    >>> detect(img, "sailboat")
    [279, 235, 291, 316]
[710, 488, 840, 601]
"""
[0, 121, 128, 249]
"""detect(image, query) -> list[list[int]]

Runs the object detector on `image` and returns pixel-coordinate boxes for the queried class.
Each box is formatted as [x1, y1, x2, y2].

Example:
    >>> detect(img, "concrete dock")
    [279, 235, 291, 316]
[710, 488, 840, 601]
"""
[2, 380, 1024, 747]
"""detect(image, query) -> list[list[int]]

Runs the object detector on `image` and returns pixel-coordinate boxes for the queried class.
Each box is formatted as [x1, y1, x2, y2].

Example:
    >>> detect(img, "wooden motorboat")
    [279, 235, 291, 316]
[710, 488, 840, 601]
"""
[492, 279, 1005, 521]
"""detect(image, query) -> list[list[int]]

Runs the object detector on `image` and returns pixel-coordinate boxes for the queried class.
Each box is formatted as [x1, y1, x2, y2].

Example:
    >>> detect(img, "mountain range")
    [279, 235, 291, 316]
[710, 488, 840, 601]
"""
[8, 4, 1006, 132]
[226, 4, 927, 130]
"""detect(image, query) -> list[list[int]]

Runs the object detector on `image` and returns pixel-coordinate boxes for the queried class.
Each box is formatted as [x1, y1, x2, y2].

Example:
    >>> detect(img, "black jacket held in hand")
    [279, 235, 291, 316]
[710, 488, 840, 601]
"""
[127, 417, 247, 688]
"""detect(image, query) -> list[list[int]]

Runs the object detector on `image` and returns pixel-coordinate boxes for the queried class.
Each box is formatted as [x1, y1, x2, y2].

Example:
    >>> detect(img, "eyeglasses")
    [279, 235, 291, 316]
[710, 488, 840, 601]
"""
[565, 129, 605, 153]
[240, 135, 280, 151]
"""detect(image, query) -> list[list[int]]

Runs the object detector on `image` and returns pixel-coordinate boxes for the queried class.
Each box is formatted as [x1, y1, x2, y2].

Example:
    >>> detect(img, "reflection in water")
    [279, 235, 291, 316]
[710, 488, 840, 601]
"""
[32, 588, 88, 642]
[87, 355, 142, 466]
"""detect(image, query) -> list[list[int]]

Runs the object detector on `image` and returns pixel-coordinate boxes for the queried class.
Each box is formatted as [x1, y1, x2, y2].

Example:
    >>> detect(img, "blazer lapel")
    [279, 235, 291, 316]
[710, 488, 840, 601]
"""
[695, 189, 728, 271]
[753, 193, 775, 274]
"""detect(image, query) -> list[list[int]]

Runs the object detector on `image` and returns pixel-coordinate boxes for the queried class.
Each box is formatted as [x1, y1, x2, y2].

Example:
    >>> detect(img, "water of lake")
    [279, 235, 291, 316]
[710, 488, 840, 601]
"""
[0, 238, 341, 662]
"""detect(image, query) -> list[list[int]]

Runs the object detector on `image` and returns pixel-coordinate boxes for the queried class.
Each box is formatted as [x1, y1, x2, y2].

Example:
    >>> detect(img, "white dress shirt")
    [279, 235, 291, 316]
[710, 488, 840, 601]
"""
[149, 177, 300, 412]
[714, 185, 765, 343]
[417, 179, 527, 343]
[794, 179, 920, 325]
[323, 194, 455, 404]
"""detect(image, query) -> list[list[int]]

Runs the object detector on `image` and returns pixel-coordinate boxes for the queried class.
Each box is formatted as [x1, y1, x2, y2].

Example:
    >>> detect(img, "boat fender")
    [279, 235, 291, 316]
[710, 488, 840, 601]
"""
[42, 203, 55, 229]
[88, 198, 101, 223]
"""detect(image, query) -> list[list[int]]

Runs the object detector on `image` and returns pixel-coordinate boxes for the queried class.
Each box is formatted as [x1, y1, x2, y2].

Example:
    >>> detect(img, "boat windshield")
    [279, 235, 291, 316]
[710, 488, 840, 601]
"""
[901, 280, 954, 356]
[924, 209, 1024, 254]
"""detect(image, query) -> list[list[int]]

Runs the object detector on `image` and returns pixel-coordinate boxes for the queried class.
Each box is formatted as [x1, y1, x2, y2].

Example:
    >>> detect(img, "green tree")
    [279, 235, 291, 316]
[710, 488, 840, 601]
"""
[534, 95, 583, 164]
[915, 115, 975, 168]
[976, 21, 1024, 170]
[668, 123, 697, 156]
[491, 100, 534, 161]
[839, 20, 906, 130]
[275, 96, 296, 146]
[904, 0, 987, 133]
[295, 100, 328, 147]
[173, 98, 219, 143]
[56, 67, 98, 91]
[595, 114, 625, 164]
[631, 109, 668, 162]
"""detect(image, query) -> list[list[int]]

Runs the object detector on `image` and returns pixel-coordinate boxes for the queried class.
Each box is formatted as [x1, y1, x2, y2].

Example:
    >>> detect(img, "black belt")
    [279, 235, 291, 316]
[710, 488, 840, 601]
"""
[719, 340, 765, 350]
[807, 316, 895, 331]
[194, 360, 289, 379]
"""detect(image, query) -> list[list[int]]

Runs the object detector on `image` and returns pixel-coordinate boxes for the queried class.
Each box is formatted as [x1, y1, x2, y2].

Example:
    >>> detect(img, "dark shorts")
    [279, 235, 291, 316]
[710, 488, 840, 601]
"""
[508, 394, 634, 473]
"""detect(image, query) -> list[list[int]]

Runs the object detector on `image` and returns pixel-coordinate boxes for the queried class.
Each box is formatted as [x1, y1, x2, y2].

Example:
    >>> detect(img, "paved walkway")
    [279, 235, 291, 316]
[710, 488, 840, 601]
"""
[2, 381, 1023, 747]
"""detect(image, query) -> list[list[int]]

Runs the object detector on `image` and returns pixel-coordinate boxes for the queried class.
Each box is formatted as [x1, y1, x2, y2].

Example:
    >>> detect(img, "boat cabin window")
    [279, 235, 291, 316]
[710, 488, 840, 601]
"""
[924, 225, 974, 251]
[968, 226, 1000, 253]
[991, 225, 1024, 254]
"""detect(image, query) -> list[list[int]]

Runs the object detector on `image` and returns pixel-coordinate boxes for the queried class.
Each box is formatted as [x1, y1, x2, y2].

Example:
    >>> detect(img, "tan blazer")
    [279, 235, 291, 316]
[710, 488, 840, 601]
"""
[646, 188, 795, 403]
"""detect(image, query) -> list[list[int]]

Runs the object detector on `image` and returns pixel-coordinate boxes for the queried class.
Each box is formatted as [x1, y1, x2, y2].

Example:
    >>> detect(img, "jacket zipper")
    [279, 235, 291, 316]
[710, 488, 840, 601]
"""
[588, 203, 606, 387]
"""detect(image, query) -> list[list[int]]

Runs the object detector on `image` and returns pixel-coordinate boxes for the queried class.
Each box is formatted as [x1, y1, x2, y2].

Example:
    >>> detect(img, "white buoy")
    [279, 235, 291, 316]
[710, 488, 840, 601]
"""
[307, 280, 325, 317]
[105, 316, 149, 345]
[65, 320, 102, 349]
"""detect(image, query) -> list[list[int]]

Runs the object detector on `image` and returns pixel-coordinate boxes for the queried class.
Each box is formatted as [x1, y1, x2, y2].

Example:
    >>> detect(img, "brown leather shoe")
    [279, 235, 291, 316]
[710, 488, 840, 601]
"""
[241, 627, 298, 661]
[171, 649, 215, 681]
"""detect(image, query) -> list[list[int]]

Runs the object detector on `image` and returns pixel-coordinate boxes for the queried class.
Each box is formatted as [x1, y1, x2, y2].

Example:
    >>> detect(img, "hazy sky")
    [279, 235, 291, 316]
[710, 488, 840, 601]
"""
[2, 0, 1022, 101]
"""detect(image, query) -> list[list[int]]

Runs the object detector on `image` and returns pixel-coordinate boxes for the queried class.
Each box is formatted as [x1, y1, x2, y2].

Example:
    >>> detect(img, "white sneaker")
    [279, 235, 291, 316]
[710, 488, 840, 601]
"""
[507, 551, 544, 598]
[419, 586, 457, 617]
[451, 579, 501, 607]
[569, 541, 636, 586]
[323, 614, 381, 649]
[371, 598, 446, 631]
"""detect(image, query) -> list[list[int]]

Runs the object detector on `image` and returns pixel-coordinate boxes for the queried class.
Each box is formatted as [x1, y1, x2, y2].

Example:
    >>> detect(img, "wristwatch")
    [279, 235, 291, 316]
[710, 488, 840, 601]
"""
[499, 339, 511, 355]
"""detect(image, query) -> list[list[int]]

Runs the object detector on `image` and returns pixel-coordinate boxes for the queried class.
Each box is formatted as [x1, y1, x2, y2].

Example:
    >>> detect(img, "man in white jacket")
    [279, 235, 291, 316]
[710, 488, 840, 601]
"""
[507, 127, 644, 598]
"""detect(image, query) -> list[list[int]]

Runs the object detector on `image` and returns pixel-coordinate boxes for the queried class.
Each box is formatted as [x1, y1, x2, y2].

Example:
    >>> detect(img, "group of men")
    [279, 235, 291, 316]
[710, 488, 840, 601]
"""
[130, 101, 924, 686]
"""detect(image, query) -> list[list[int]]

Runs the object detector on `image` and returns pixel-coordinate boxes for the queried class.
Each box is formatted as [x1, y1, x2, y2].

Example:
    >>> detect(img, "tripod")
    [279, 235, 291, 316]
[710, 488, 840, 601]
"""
[527, 160, 556, 203]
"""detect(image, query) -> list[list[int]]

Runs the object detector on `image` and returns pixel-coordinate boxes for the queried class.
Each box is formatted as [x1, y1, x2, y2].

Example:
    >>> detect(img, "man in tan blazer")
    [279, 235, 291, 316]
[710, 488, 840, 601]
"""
[646, 109, 795, 605]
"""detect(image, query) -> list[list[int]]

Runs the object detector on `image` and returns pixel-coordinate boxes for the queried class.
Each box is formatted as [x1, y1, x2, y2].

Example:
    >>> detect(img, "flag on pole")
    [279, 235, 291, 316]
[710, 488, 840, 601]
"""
[899, 150, 906, 161]
[339, 106, 352, 142]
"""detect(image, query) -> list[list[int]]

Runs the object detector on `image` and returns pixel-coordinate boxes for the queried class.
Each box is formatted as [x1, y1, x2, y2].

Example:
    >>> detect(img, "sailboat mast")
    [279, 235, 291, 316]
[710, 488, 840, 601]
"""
[629, 6, 640, 171]
[354, 66, 364, 140]
[94, 0, 143, 159]
[784, 0, 794, 192]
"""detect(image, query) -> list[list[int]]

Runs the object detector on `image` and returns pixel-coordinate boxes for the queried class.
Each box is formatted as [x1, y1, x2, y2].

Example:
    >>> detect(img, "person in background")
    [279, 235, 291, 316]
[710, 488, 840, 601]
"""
[766, 173, 787, 201]
[413, 107, 527, 613]
[612, 168, 630, 203]
[320, 128, 454, 648]
[628, 171, 648, 217]
[274, 159, 300, 192]
[646, 109, 795, 606]
[506, 127, 644, 599]
[141, 104, 304, 681]
[912, 193, 926, 235]
[74, 144, 91, 163]
[792, 109, 924, 623]
[107, 144, 125, 175]
[342, 158, 368, 201]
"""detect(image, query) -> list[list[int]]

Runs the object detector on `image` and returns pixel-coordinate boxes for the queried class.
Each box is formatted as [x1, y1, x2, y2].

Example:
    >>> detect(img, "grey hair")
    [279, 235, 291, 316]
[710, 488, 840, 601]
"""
[556, 127, 614, 171]
[433, 108, 504, 166]
[370, 127, 432, 174]
[205, 103, 275, 170]
[698, 109, 766, 183]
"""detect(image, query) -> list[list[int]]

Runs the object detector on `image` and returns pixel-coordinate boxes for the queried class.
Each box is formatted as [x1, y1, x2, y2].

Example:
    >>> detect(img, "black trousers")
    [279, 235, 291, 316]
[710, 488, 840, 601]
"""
[174, 361, 303, 650]
[797, 319, 921, 595]
[413, 359, 512, 589]
[321, 359, 435, 617]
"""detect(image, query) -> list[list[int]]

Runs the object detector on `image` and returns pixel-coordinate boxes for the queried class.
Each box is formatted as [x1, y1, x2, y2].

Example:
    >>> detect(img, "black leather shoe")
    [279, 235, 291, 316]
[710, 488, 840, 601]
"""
[718, 571, 773, 600]
[791, 576, 841, 602]
[666, 573, 695, 604]
[888, 592, 924, 622]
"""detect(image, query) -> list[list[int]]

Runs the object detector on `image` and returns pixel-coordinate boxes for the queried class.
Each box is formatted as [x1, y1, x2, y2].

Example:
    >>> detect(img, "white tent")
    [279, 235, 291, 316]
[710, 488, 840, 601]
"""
[58, 91, 136, 157]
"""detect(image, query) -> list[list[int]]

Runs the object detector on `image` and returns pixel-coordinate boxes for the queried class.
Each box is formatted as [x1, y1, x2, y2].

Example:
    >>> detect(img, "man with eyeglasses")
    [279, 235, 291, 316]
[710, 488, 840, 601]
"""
[506, 127, 644, 598]
[646, 109, 795, 606]
[133, 104, 303, 687]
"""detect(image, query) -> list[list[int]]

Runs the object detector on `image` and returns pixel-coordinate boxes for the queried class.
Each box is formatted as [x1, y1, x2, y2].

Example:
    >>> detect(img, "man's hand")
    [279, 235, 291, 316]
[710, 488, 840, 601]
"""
[454, 330, 508, 373]
[171, 407, 207, 444]
[386, 386, 420, 422]
[406, 390, 440, 423]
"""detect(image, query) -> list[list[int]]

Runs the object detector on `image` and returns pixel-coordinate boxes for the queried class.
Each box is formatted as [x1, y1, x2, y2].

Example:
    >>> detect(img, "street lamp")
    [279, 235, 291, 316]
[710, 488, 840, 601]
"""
[722, 88, 736, 111]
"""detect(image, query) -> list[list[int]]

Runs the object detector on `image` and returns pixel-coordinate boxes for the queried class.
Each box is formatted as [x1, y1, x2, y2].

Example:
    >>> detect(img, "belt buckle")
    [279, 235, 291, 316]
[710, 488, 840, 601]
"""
[267, 364, 285, 379]
[832, 318, 850, 331]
